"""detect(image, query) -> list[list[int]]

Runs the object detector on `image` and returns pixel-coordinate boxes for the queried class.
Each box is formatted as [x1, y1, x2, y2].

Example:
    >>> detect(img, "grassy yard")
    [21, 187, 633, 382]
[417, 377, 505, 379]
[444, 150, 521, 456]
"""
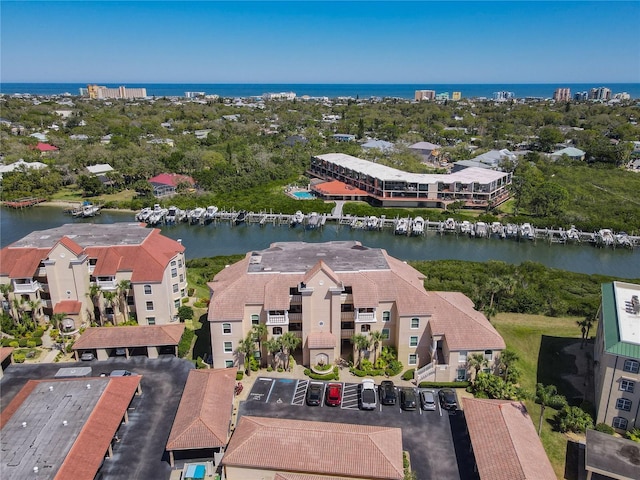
[492, 313, 590, 479]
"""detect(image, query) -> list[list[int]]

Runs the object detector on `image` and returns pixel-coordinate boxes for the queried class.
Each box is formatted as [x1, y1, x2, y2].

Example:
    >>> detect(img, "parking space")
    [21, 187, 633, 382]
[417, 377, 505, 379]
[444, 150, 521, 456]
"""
[239, 379, 476, 480]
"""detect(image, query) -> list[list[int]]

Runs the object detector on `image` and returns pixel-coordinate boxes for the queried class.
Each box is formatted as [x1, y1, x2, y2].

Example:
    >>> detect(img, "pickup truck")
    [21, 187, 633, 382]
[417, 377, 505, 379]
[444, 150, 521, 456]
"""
[359, 378, 377, 410]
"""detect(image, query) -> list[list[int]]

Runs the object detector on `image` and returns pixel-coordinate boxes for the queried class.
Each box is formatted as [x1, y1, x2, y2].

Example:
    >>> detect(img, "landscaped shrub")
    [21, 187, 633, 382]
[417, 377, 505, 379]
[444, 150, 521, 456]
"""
[419, 381, 470, 389]
[277, 367, 284, 373]
[8, 340, 19, 348]
[249, 355, 259, 372]
[350, 367, 385, 377]
[555, 406, 594, 433]
[178, 305, 194, 322]
[626, 428, 640, 443]
[13, 353, 26, 363]
[236, 371, 244, 381]
[313, 363, 332, 371]
[181, 297, 189, 304]
[33, 327, 45, 338]
[26, 340, 36, 348]
[402, 368, 415, 381]
[307, 371, 338, 381]
[18, 338, 28, 347]
[266, 366, 273, 372]
[195, 356, 208, 369]
[595, 423, 615, 435]
[177, 328, 195, 358]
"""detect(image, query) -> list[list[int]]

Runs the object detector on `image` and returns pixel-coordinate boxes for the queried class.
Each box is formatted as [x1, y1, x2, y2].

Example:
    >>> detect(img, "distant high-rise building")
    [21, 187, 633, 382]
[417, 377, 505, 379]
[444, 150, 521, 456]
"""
[613, 92, 631, 100]
[493, 91, 515, 101]
[574, 91, 589, 101]
[86, 85, 147, 99]
[435, 92, 450, 101]
[553, 88, 571, 102]
[452, 91, 462, 101]
[589, 87, 611, 101]
[415, 90, 435, 101]
[184, 91, 205, 98]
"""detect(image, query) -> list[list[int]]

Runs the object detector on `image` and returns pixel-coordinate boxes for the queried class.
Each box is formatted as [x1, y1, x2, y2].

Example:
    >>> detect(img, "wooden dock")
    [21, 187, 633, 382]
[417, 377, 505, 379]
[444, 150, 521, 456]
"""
[2, 197, 46, 209]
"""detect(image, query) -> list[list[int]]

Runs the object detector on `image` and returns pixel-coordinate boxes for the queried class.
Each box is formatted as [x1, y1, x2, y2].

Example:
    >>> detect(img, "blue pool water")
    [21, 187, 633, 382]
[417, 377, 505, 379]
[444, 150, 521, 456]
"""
[292, 191, 315, 199]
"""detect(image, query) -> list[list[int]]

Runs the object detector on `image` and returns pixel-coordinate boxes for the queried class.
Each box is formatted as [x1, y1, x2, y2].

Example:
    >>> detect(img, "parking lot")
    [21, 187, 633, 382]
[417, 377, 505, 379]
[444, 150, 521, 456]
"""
[239, 377, 478, 479]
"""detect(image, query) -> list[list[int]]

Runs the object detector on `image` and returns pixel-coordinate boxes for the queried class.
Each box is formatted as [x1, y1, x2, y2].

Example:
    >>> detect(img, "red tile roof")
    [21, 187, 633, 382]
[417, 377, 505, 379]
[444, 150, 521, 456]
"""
[33, 142, 59, 152]
[0, 347, 14, 364]
[72, 324, 185, 350]
[222, 416, 403, 479]
[53, 300, 82, 315]
[148, 173, 195, 187]
[307, 332, 336, 349]
[0, 247, 45, 277]
[166, 368, 236, 451]
[58, 236, 84, 256]
[312, 180, 368, 196]
[462, 398, 556, 480]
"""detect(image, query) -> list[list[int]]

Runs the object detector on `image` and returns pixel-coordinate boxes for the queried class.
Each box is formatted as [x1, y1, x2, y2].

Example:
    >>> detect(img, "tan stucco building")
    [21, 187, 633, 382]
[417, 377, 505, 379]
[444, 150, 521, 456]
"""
[207, 241, 504, 379]
[0, 223, 187, 328]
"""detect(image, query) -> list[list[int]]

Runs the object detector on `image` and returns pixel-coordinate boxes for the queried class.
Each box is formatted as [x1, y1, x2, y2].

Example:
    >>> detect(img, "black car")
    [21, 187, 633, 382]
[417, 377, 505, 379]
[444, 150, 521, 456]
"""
[438, 388, 458, 411]
[379, 380, 397, 406]
[306, 382, 324, 406]
[400, 388, 417, 411]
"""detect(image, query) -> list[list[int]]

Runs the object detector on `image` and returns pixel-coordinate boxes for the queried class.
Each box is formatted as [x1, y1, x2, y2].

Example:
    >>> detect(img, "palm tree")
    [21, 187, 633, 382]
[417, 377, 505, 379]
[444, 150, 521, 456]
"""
[577, 315, 595, 348]
[498, 348, 519, 382]
[86, 284, 102, 325]
[280, 331, 301, 371]
[252, 323, 268, 366]
[0, 283, 12, 309]
[51, 313, 66, 331]
[27, 299, 42, 328]
[535, 383, 566, 436]
[236, 334, 255, 376]
[351, 333, 371, 369]
[102, 291, 118, 324]
[467, 352, 488, 380]
[264, 337, 282, 369]
[369, 330, 385, 365]
[11, 297, 27, 326]
[117, 280, 131, 321]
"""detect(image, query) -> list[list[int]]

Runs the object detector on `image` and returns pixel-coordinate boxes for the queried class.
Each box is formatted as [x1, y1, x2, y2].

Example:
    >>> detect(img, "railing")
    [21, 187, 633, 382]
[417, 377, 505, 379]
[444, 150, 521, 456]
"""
[355, 311, 375, 322]
[290, 331, 303, 338]
[341, 311, 354, 321]
[13, 280, 40, 293]
[266, 313, 289, 325]
[414, 362, 436, 383]
[96, 279, 117, 290]
[288, 312, 302, 322]
[341, 329, 354, 339]
[289, 294, 302, 303]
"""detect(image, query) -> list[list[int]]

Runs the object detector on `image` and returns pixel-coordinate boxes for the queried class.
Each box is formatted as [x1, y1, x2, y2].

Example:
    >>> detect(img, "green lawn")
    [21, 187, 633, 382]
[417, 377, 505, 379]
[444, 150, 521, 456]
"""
[492, 313, 588, 479]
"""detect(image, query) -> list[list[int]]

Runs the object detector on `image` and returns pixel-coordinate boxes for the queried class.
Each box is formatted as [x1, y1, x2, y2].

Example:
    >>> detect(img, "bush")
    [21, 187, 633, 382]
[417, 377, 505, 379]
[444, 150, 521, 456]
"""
[350, 367, 385, 377]
[470, 372, 521, 400]
[18, 338, 28, 347]
[178, 305, 194, 322]
[33, 328, 45, 338]
[419, 381, 470, 389]
[555, 406, 594, 433]
[626, 428, 640, 442]
[26, 340, 36, 348]
[195, 356, 208, 369]
[13, 353, 26, 363]
[277, 367, 284, 372]
[266, 366, 273, 372]
[181, 297, 190, 304]
[236, 371, 244, 381]
[177, 328, 195, 358]
[307, 371, 339, 381]
[385, 359, 403, 377]
[595, 423, 615, 435]
[402, 369, 415, 381]
[313, 363, 332, 371]
[249, 355, 259, 372]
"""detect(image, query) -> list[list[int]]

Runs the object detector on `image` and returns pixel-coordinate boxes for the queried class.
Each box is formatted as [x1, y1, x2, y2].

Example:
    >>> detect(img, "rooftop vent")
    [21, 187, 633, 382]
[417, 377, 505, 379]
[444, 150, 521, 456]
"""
[62, 420, 68, 426]
[22, 422, 27, 428]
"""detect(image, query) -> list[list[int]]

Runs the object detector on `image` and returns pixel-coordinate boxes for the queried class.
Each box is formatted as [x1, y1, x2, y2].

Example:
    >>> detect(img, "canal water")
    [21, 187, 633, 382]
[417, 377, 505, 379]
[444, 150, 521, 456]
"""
[1, 206, 639, 279]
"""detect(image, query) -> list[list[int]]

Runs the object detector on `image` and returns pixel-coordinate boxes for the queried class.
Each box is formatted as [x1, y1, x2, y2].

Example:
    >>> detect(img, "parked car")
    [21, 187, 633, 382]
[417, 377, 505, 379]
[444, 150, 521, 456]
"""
[400, 388, 417, 411]
[306, 382, 324, 406]
[115, 348, 126, 356]
[438, 388, 458, 411]
[325, 382, 343, 407]
[359, 379, 377, 410]
[80, 352, 94, 361]
[379, 380, 397, 406]
[420, 390, 437, 411]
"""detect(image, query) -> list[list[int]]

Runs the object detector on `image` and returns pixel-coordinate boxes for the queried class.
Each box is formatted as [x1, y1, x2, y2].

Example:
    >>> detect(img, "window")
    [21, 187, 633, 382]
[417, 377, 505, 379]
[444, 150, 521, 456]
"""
[273, 327, 282, 335]
[408, 354, 417, 365]
[146, 301, 154, 311]
[341, 303, 354, 312]
[171, 260, 177, 267]
[171, 268, 177, 278]
[178, 259, 183, 268]
[484, 350, 493, 362]
[344, 286, 353, 294]
[174, 299, 180, 309]
[144, 284, 152, 295]
[620, 379, 635, 393]
[222, 323, 232, 335]
[179, 274, 184, 283]
[616, 398, 632, 411]
[383, 311, 390, 322]
[456, 369, 467, 381]
[459, 351, 468, 363]
[381, 328, 390, 339]
[623, 360, 640, 374]
[410, 336, 418, 347]
[613, 417, 628, 430]
[361, 324, 370, 333]
[225, 360, 234, 368]
[251, 314, 260, 325]
[147, 317, 156, 325]
[181, 289, 186, 297]
[172, 283, 179, 293]
[410, 318, 419, 329]
[223, 341, 233, 353]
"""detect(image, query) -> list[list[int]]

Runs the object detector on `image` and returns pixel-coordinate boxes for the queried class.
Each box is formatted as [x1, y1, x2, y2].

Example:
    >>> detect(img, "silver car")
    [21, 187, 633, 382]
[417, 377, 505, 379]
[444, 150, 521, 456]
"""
[420, 389, 437, 411]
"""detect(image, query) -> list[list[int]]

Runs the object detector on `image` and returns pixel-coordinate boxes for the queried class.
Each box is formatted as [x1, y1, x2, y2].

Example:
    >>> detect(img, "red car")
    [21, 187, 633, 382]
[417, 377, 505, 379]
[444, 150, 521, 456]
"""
[325, 383, 343, 407]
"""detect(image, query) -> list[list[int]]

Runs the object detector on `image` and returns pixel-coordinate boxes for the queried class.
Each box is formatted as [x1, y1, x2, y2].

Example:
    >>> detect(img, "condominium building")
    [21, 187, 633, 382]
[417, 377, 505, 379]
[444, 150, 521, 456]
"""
[309, 153, 512, 208]
[553, 88, 572, 102]
[594, 281, 640, 432]
[87, 84, 147, 99]
[415, 90, 436, 101]
[0, 223, 187, 328]
[452, 91, 462, 101]
[207, 241, 505, 381]
[589, 87, 611, 101]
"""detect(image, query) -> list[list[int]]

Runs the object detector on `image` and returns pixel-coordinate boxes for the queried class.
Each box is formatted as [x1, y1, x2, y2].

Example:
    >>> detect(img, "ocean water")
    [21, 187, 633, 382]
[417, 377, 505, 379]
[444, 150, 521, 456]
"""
[2, 83, 639, 99]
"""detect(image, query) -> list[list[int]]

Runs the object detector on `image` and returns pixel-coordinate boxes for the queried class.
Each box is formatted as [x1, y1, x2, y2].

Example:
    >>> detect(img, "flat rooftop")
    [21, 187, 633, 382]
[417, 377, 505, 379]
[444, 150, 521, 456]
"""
[247, 241, 390, 274]
[615, 282, 640, 346]
[1, 378, 109, 479]
[586, 429, 640, 480]
[9, 223, 150, 249]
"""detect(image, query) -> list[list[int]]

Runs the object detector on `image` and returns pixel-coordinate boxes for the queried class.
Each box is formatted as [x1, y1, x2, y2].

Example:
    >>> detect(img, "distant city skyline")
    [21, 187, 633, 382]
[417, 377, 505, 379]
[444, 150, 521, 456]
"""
[1, 1, 639, 84]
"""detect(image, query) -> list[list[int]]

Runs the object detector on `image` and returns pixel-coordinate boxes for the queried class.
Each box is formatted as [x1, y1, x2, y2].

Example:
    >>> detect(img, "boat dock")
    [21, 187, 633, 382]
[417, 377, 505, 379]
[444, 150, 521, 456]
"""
[134, 207, 640, 249]
[2, 197, 46, 209]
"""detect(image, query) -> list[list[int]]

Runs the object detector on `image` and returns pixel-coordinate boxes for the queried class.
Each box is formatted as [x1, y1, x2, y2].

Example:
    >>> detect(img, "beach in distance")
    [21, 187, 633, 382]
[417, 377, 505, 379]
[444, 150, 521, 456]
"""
[3, 82, 640, 99]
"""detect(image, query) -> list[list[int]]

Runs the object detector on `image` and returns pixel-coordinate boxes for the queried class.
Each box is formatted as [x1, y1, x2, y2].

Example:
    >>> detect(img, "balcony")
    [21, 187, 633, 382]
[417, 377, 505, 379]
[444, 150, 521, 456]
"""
[355, 311, 376, 322]
[266, 312, 289, 325]
[13, 280, 40, 293]
[341, 329, 354, 339]
[96, 279, 117, 290]
[288, 312, 302, 322]
[341, 311, 354, 321]
[289, 294, 302, 304]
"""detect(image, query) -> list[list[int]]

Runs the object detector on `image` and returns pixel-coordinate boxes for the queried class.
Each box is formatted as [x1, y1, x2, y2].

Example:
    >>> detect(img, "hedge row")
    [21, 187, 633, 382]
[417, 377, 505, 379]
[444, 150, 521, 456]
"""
[2, 337, 43, 347]
[304, 368, 339, 381]
[177, 328, 195, 358]
[418, 381, 470, 389]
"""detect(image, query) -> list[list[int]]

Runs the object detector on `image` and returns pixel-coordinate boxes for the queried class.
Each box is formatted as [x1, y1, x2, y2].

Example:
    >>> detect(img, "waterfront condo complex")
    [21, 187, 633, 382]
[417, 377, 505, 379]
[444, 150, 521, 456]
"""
[308, 153, 512, 208]
[207, 241, 505, 380]
[0, 223, 187, 329]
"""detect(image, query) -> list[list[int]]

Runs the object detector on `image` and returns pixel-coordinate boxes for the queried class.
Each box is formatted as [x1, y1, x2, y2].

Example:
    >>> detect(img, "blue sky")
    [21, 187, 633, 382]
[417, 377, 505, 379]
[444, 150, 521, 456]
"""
[1, 1, 639, 83]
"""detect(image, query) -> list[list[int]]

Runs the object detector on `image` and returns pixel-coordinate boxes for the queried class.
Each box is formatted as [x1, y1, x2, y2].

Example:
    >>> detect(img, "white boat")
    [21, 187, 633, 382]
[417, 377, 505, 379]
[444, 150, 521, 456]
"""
[395, 218, 409, 235]
[306, 212, 320, 229]
[443, 218, 456, 232]
[366, 216, 379, 230]
[475, 221, 488, 238]
[491, 222, 504, 238]
[459, 220, 472, 235]
[189, 207, 206, 224]
[567, 225, 580, 242]
[204, 205, 218, 223]
[166, 206, 185, 224]
[80, 203, 100, 217]
[596, 229, 615, 247]
[411, 216, 425, 235]
[147, 204, 168, 225]
[615, 232, 633, 249]
[505, 223, 518, 238]
[520, 223, 535, 241]
[290, 210, 305, 226]
[136, 207, 152, 222]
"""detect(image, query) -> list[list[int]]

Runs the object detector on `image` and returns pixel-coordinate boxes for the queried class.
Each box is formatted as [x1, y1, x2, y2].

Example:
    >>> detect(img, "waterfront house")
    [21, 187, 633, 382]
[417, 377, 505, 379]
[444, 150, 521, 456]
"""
[32, 142, 59, 155]
[0, 223, 187, 328]
[148, 173, 196, 197]
[550, 146, 586, 161]
[0, 159, 47, 180]
[207, 241, 505, 380]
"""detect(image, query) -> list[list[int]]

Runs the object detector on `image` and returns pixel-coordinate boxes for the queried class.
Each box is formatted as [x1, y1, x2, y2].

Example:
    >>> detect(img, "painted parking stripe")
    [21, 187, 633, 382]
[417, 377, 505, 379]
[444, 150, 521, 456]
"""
[292, 379, 309, 406]
[341, 382, 360, 410]
[265, 378, 277, 403]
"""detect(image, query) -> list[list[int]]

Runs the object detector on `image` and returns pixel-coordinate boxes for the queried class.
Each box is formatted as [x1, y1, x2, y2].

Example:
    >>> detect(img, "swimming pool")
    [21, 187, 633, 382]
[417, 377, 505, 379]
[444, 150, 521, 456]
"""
[292, 191, 316, 200]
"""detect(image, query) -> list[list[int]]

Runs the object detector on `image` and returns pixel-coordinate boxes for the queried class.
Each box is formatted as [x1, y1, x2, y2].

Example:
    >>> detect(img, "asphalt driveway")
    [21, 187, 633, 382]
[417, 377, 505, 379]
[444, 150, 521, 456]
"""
[239, 377, 478, 480]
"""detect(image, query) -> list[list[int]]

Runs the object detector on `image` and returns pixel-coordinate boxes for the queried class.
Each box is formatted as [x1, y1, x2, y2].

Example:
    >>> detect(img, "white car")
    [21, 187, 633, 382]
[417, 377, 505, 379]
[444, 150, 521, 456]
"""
[359, 378, 377, 410]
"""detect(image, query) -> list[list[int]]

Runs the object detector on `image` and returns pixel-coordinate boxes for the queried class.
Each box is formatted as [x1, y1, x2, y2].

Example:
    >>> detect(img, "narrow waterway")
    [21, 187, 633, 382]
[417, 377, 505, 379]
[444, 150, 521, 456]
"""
[1, 206, 639, 278]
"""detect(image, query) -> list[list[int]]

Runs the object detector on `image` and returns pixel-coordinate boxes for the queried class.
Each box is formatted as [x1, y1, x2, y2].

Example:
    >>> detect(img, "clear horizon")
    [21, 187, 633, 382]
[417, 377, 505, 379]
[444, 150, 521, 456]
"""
[2, 1, 639, 84]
